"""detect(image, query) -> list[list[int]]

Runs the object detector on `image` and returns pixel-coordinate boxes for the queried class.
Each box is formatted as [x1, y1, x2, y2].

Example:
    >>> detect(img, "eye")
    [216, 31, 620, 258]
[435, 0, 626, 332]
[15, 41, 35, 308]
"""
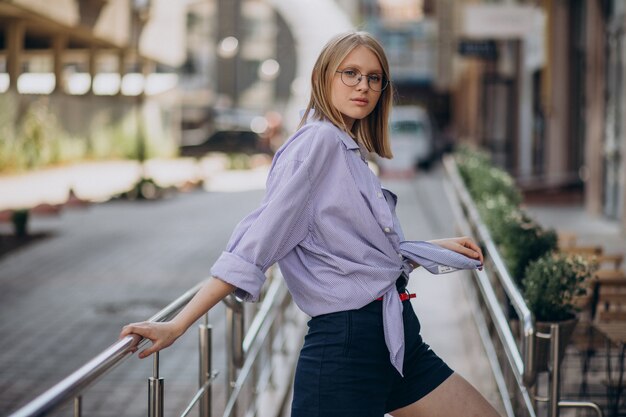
[343, 69, 358, 78]
[368, 74, 382, 83]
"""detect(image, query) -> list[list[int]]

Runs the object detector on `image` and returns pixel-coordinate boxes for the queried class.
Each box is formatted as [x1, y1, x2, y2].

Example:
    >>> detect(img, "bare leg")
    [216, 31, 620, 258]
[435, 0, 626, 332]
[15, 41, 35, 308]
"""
[389, 373, 501, 417]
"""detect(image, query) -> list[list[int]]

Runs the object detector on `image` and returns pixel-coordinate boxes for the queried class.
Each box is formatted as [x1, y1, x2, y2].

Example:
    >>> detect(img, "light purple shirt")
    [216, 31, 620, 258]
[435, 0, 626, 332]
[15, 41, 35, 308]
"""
[211, 118, 481, 375]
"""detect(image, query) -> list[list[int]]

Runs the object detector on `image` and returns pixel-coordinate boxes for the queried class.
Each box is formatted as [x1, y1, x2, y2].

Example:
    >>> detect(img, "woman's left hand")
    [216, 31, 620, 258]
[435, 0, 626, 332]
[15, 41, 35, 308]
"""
[429, 236, 484, 266]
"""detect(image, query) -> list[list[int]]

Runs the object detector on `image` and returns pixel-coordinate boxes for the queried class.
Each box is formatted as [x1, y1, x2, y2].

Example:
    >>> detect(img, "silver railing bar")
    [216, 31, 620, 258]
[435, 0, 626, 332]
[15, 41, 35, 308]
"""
[9, 281, 205, 417]
[10, 335, 139, 417]
[73, 396, 81, 417]
[242, 275, 283, 354]
[222, 282, 288, 417]
[179, 372, 219, 417]
[445, 178, 521, 417]
[444, 155, 604, 417]
[443, 176, 536, 417]
[558, 401, 604, 416]
[460, 276, 518, 417]
[148, 281, 206, 322]
[443, 156, 537, 385]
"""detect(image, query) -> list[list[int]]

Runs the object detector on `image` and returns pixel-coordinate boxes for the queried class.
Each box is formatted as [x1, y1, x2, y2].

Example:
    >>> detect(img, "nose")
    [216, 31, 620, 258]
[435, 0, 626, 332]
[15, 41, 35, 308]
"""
[355, 76, 370, 91]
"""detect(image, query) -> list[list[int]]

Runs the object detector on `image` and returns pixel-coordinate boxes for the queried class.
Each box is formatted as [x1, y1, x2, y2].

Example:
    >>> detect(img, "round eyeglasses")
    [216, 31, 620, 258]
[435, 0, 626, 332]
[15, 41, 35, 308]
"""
[335, 69, 389, 92]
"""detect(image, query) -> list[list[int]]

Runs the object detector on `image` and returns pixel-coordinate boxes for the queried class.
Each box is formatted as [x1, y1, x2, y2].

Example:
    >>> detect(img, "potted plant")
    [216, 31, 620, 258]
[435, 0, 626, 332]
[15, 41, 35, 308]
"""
[522, 253, 598, 371]
[479, 195, 558, 286]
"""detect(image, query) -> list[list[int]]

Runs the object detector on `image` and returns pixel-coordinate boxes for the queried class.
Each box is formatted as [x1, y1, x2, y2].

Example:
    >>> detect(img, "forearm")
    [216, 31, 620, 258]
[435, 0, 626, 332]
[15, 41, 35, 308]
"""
[171, 276, 235, 333]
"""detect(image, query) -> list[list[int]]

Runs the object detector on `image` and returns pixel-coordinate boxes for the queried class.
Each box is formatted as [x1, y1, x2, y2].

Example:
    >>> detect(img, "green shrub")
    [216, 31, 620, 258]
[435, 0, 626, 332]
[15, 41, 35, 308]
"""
[523, 254, 597, 321]
[455, 146, 557, 286]
[456, 147, 522, 206]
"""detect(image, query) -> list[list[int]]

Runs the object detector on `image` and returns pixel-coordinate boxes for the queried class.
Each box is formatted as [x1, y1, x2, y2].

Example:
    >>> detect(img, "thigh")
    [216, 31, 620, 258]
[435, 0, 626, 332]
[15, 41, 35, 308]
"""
[291, 308, 393, 417]
[389, 373, 501, 417]
[385, 301, 454, 413]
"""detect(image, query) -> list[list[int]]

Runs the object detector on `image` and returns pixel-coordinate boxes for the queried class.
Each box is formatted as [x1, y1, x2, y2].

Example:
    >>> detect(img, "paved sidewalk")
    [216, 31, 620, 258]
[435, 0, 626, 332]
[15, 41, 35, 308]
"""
[0, 156, 238, 211]
[525, 203, 626, 255]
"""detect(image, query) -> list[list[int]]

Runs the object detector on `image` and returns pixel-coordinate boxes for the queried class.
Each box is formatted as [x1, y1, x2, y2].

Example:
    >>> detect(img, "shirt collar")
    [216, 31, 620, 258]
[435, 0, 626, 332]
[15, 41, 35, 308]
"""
[301, 110, 360, 150]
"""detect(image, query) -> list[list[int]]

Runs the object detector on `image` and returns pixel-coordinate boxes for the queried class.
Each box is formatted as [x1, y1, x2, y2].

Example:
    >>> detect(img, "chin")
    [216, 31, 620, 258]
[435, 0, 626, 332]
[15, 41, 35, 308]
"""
[349, 109, 373, 121]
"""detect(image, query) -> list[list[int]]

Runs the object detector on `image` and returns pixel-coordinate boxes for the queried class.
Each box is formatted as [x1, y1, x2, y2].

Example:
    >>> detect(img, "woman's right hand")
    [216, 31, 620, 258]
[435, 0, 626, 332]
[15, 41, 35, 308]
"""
[119, 321, 184, 359]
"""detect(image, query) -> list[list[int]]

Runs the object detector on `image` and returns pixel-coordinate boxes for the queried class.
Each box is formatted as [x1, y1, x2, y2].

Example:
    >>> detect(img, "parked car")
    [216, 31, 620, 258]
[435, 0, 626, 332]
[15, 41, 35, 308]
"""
[377, 105, 435, 173]
[179, 129, 270, 157]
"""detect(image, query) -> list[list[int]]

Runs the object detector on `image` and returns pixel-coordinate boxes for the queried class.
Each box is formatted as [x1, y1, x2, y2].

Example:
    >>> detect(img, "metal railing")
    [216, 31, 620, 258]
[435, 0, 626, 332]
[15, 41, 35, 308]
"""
[9, 267, 302, 417]
[442, 155, 603, 417]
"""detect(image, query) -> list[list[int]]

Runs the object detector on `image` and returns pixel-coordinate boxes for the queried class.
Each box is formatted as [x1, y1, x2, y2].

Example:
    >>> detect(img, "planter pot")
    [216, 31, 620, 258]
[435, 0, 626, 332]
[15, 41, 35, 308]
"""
[533, 316, 578, 372]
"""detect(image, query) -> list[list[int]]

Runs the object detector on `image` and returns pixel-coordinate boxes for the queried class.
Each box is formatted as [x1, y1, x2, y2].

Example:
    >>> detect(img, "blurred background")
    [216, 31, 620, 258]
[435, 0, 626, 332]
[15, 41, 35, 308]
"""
[1, 1, 626, 416]
[0, 0, 624, 226]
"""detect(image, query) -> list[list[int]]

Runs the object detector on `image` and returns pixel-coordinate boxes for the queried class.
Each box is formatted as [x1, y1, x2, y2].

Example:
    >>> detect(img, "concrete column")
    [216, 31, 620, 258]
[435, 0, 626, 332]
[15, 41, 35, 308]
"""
[517, 41, 533, 179]
[217, 0, 242, 106]
[454, 60, 482, 145]
[6, 20, 25, 92]
[584, 0, 605, 216]
[88, 45, 98, 95]
[141, 58, 155, 97]
[544, 0, 570, 186]
[117, 49, 126, 96]
[620, 11, 626, 232]
[434, 0, 454, 92]
[52, 35, 67, 93]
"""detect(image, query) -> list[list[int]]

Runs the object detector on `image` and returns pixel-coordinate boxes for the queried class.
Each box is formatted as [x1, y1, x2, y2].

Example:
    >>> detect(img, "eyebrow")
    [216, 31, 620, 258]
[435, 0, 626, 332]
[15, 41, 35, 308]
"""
[340, 64, 383, 74]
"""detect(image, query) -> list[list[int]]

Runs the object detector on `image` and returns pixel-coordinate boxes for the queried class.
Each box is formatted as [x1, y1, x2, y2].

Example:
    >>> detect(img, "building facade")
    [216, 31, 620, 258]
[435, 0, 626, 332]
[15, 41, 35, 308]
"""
[0, 0, 188, 171]
[450, 0, 626, 231]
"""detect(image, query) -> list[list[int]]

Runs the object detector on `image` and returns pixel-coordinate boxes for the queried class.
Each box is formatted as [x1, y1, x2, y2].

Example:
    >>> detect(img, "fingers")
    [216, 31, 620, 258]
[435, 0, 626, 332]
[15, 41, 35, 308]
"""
[458, 237, 484, 264]
[120, 322, 158, 340]
[138, 343, 162, 359]
[119, 322, 157, 358]
[119, 321, 178, 359]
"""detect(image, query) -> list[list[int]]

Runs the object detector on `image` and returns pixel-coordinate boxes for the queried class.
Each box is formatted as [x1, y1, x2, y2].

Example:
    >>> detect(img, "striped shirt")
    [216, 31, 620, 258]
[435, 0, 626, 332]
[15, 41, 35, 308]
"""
[211, 118, 481, 375]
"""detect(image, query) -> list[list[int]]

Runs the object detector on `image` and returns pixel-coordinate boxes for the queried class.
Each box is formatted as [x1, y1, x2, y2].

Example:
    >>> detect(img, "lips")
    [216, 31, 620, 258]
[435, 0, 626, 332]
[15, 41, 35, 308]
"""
[351, 98, 369, 105]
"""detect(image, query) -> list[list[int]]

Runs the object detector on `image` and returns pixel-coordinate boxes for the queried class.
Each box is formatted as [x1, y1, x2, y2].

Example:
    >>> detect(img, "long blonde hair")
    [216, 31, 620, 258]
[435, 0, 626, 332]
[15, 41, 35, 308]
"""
[299, 31, 394, 158]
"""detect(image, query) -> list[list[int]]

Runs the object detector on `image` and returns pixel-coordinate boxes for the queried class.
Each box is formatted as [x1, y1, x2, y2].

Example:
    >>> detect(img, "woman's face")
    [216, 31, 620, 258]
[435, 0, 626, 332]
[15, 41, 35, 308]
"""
[331, 45, 383, 130]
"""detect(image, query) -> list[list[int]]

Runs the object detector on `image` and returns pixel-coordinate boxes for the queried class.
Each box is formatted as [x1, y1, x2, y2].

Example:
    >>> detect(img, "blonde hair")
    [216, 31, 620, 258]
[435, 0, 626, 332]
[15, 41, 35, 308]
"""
[298, 31, 394, 158]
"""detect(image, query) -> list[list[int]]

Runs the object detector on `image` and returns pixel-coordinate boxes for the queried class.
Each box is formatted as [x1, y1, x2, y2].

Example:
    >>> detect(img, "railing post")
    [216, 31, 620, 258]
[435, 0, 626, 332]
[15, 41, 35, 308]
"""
[73, 396, 81, 417]
[148, 352, 164, 417]
[225, 295, 244, 416]
[548, 324, 561, 417]
[199, 314, 212, 417]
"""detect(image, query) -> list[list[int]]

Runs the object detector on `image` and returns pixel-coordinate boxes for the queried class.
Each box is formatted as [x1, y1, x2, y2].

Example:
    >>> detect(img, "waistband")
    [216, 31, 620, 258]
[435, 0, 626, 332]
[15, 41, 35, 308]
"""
[375, 272, 413, 301]
[395, 272, 409, 293]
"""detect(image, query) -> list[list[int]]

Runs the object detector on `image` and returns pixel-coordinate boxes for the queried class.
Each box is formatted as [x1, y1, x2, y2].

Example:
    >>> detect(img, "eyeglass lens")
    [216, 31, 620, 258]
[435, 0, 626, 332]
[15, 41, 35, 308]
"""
[339, 69, 387, 91]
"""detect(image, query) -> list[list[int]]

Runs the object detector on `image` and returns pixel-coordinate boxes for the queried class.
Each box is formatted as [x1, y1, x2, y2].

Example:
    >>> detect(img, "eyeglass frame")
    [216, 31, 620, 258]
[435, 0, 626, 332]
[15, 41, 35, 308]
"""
[335, 68, 389, 92]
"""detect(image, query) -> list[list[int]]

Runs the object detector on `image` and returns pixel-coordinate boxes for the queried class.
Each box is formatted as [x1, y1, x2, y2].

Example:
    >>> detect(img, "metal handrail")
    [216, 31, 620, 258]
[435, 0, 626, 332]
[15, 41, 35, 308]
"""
[9, 267, 300, 417]
[222, 276, 290, 417]
[9, 281, 205, 417]
[443, 155, 603, 417]
[442, 156, 536, 385]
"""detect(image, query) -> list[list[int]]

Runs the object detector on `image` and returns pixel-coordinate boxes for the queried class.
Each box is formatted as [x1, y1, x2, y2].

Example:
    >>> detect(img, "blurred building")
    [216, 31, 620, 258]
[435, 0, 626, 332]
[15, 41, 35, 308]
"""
[179, 0, 296, 148]
[361, 1, 445, 122]
[0, 0, 297, 169]
[0, 0, 187, 167]
[449, 0, 626, 232]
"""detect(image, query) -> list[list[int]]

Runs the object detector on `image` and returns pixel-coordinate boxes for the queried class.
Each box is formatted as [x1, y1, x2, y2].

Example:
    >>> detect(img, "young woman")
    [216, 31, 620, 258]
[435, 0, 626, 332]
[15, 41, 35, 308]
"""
[120, 32, 501, 417]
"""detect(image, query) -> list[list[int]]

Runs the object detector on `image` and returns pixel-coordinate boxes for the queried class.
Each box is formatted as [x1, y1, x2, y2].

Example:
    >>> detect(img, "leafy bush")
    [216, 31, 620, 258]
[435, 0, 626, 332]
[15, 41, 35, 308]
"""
[523, 254, 597, 321]
[455, 145, 522, 206]
[455, 146, 557, 286]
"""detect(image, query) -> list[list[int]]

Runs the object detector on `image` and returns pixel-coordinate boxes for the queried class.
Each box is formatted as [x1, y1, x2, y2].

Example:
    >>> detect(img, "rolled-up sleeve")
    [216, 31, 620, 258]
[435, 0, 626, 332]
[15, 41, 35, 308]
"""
[211, 124, 338, 301]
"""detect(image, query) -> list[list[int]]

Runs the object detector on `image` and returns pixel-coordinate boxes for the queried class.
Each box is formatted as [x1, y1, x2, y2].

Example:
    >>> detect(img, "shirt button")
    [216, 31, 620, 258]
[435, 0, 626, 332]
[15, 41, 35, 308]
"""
[384, 227, 391, 233]
[377, 192, 383, 198]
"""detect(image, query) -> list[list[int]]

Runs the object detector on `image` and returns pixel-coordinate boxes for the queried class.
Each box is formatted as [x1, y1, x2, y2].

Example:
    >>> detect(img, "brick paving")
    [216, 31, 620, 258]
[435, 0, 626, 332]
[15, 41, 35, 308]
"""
[0, 184, 266, 416]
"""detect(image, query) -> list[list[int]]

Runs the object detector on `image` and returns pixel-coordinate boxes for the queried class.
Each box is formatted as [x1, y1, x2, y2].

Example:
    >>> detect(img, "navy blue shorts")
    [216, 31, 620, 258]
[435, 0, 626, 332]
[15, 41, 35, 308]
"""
[291, 299, 453, 417]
